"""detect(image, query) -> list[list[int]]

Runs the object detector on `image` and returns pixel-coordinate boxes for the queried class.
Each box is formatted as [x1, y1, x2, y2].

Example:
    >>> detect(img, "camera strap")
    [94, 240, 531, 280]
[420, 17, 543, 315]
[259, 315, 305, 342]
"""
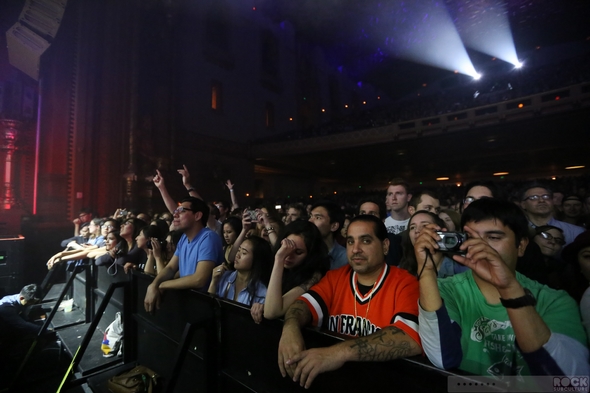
[417, 249, 438, 280]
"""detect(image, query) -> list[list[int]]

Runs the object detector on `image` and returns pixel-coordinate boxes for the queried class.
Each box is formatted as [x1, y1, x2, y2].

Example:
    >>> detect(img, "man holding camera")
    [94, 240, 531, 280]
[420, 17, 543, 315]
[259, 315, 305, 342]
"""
[416, 198, 588, 377]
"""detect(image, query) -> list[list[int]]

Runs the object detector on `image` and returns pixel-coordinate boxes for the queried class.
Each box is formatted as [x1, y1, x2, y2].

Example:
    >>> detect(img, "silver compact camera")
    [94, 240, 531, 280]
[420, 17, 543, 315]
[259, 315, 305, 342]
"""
[435, 231, 467, 255]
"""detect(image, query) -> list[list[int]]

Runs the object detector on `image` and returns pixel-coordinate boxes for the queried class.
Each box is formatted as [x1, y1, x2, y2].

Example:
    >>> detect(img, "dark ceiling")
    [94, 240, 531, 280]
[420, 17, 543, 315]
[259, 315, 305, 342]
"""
[261, 0, 590, 99]
[254, 0, 590, 187]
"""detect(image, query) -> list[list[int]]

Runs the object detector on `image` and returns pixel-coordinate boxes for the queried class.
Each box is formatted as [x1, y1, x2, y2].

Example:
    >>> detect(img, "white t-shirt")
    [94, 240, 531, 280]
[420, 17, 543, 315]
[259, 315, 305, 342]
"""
[384, 216, 409, 234]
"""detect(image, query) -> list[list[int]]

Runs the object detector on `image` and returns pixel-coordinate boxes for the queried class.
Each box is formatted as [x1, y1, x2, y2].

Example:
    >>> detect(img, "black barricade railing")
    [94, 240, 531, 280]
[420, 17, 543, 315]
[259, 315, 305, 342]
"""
[8, 263, 90, 391]
[132, 273, 218, 393]
[126, 271, 477, 393]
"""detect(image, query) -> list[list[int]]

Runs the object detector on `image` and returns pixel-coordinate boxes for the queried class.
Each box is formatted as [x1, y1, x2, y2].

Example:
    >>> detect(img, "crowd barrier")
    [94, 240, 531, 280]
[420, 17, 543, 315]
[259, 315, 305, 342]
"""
[54, 266, 485, 392]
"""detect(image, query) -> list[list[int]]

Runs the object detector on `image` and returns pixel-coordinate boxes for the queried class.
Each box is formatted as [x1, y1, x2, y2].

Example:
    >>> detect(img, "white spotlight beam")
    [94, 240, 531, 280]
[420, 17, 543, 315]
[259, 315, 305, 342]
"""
[455, 1, 520, 66]
[391, 2, 478, 78]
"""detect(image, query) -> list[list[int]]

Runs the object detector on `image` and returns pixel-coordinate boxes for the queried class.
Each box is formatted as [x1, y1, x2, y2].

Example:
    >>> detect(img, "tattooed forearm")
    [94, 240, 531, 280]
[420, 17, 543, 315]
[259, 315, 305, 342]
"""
[283, 300, 311, 326]
[348, 326, 420, 361]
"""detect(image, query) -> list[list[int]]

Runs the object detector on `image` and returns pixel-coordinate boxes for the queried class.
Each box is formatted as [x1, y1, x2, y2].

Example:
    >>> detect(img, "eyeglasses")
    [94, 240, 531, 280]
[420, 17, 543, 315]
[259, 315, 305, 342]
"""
[539, 231, 565, 246]
[102, 225, 114, 229]
[173, 206, 194, 215]
[463, 196, 491, 205]
[522, 194, 551, 202]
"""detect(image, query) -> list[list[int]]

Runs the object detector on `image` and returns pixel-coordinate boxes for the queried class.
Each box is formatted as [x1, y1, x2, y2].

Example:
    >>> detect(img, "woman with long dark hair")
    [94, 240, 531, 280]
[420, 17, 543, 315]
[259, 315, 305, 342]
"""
[95, 218, 147, 274]
[263, 220, 329, 320]
[222, 216, 242, 268]
[144, 230, 182, 276]
[208, 236, 272, 308]
[400, 211, 468, 278]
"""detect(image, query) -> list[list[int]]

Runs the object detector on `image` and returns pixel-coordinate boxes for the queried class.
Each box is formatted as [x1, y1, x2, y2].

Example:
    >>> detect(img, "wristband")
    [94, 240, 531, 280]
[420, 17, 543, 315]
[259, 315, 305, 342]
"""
[229, 189, 234, 192]
[187, 188, 195, 193]
[500, 288, 536, 309]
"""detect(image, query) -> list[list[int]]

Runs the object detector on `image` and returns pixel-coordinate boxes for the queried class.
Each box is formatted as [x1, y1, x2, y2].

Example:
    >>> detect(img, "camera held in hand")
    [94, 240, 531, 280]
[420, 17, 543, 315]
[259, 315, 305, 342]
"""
[435, 231, 467, 255]
[147, 239, 167, 250]
[246, 209, 258, 221]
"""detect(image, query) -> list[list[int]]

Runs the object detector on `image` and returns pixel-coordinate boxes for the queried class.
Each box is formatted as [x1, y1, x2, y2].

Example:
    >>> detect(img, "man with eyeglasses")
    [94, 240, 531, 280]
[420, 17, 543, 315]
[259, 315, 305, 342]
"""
[144, 197, 224, 313]
[520, 183, 584, 247]
[72, 208, 93, 236]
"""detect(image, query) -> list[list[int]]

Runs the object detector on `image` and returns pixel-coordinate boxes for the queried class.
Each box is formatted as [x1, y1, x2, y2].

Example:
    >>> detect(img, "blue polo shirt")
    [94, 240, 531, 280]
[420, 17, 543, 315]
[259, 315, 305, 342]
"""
[175, 228, 224, 287]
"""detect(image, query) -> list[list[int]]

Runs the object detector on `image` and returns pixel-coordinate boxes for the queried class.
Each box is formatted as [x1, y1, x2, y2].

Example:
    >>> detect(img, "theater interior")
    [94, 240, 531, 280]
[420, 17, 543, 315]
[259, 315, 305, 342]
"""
[0, 0, 588, 391]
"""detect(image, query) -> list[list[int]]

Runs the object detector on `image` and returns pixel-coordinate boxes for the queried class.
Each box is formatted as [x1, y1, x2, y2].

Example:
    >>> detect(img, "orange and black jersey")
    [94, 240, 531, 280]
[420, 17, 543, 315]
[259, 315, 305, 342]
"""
[300, 263, 421, 345]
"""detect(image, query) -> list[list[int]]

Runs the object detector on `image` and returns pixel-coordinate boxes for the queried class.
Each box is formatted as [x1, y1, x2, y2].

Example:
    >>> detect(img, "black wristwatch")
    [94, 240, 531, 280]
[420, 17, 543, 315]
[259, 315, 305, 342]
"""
[500, 288, 536, 309]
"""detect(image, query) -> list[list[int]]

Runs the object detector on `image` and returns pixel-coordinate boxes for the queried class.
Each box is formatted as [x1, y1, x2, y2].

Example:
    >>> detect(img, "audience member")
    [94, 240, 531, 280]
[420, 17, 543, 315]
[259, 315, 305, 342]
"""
[384, 178, 412, 234]
[438, 209, 460, 231]
[561, 232, 590, 341]
[263, 220, 329, 319]
[285, 203, 307, 224]
[145, 230, 182, 276]
[72, 208, 93, 236]
[208, 235, 272, 323]
[222, 216, 242, 268]
[133, 225, 167, 273]
[95, 218, 147, 273]
[520, 182, 585, 246]
[416, 198, 589, 377]
[144, 197, 224, 313]
[400, 211, 468, 278]
[207, 202, 223, 238]
[357, 197, 387, 219]
[357, 196, 402, 266]
[0, 284, 40, 334]
[516, 226, 566, 290]
[460, 181, 500, 212]
[277, 215, 421, 388]
[308, 200, 347, 269]
[407, 190, 440, 215]
[562, 195, 584, 227]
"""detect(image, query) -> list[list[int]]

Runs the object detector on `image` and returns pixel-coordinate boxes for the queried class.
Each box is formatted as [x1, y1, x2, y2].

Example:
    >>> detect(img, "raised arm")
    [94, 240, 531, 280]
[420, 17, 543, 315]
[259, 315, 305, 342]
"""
[226, 179, 239, 210]
[264, 238, 308, 319]
[261, 211, 279, 248]
[227, 210, 252, 264]
[153, 169, 178, 214]
[149, 238, 168, 275]
[414, 225, 462, 369]
[452, 225, 588, 375]
[177, 164, 203, 200]
[143, 247, 156, 276]
[207, 264, 227, 295]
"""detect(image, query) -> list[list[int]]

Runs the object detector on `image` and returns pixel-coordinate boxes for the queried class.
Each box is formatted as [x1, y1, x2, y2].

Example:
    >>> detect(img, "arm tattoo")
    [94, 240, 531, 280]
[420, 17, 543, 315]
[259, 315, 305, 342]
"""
[349, 326, 416, 362]
[299, 272, 321, 292]
[283, 300, 310, 325]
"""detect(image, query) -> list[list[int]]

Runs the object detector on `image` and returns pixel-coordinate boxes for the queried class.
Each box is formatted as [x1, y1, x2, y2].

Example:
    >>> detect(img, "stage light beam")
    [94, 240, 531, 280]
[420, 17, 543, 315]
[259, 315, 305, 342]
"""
[384, 1, 478, 79]
[455, 0, 521, 67]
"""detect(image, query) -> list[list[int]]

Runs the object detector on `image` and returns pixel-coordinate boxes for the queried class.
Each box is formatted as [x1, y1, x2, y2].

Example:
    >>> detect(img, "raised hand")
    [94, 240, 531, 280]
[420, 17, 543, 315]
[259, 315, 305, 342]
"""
[413, 224, 445, 275]
[151, 238, 161, 258]
[177, 164, 192, 188]
[452, 225, 517, 290]
[276, 238, 297, 261]
[153, 169, 165, 189]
